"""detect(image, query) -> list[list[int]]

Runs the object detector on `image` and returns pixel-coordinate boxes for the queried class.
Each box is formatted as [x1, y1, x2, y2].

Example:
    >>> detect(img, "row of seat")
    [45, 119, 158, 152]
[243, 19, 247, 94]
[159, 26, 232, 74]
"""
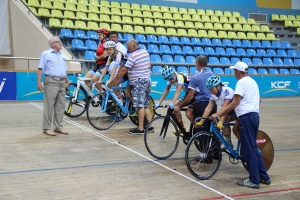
[271, 14, 300, 22]
[284, 20, 300, 28]
[152, 65, 300, 75]
[26, 0, 243, 18]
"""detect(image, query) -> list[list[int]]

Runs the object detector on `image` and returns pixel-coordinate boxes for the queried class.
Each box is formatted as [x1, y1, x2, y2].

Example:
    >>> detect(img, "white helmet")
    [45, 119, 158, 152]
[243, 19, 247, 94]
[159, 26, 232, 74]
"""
[104, 41, 116, 49]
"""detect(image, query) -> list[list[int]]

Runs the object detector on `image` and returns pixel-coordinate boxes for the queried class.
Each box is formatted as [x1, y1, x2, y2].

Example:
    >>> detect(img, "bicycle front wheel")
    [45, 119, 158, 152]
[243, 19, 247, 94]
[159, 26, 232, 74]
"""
[144, 116, 179, 160]
[185, 132, 222, 180]
[65, 83, 88, 118]
[86, 94, 119, 130]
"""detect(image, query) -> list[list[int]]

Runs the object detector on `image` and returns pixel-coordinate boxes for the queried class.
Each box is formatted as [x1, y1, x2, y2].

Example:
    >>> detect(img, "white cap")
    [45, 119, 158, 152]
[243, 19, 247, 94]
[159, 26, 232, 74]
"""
[230, 61, 248, 72]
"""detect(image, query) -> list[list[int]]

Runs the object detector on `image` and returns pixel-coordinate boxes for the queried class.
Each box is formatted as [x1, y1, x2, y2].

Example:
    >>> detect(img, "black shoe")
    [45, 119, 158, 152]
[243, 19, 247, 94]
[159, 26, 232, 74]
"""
[128, 128, 144, 135]
[146, 127, 155, 133]
[260, 179, 271, 185]
[237, 179, 260, 189]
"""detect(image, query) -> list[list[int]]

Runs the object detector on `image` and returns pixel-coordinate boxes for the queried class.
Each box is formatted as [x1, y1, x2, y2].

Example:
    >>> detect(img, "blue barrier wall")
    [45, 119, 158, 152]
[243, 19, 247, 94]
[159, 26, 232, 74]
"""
[1, 72, 299, 101]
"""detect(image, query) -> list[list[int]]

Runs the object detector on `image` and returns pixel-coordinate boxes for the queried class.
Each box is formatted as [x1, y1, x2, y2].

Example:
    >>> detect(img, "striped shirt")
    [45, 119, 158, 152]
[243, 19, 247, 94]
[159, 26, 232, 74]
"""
[125, 48, 151, 84]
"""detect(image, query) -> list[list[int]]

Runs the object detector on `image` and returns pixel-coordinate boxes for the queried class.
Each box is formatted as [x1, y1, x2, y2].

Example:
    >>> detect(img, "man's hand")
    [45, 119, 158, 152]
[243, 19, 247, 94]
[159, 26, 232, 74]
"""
[65, 81, 69, 89]
[37, 82, 43, 91]
[209, 113, 220, 120]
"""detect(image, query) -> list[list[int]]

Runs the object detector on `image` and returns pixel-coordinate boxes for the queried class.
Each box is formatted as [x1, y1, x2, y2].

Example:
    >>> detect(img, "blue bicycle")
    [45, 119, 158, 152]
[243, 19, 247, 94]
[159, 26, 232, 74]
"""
[86, 82, 155, 130]
[185, 117, 274, 180]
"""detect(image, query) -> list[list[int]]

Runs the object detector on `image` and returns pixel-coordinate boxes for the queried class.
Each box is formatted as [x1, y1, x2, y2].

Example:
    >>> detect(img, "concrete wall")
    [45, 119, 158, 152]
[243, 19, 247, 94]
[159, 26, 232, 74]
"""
[0, 0, 80, 72]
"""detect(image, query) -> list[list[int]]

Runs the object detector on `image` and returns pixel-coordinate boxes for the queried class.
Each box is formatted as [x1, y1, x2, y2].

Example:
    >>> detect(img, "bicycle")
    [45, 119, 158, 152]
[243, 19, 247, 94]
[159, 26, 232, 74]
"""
[86, 82, 155, 130]
[65, 73, 98, 118]
[144, 106, 196, 160]
[185, 117, 274, 180]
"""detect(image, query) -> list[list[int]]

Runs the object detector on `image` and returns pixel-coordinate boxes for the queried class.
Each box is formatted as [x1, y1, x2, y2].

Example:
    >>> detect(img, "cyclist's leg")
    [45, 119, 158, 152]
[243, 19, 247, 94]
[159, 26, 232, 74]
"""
[84, 70, 94, 89]
[186, 105, 194, 123]
[175, 98, 186, 130]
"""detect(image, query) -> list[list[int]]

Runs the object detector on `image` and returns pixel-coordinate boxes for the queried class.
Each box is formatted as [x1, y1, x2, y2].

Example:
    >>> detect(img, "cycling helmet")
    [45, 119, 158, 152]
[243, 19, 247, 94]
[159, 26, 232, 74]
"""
[162, 66, 175, 80]
[97, 28, 110, 36]
[206, 76, 221, 88]
[104, 41, 116, 49]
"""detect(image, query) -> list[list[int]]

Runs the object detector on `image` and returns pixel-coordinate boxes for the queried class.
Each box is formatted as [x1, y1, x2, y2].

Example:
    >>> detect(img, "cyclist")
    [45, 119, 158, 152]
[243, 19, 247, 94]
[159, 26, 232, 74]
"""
[84, 28, 110, 89]
[155, 66, 193, 133]
[196, 76, 239, 148]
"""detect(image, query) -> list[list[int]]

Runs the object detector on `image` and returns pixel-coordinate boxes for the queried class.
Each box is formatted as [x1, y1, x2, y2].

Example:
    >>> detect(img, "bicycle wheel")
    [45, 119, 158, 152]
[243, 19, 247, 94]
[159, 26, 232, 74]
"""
[242, 130, 274, 171]
[185, 132, 222, 180]
[65, 83, 88, 118]
[144, 116, 179, 159]
[129, 96, 155, 127]
[86, 93, 119, 130]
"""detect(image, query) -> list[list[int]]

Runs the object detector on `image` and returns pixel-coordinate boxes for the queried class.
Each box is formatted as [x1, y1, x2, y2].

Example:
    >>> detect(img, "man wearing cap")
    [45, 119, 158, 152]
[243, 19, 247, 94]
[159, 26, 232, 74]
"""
[210, 61, 270, 189]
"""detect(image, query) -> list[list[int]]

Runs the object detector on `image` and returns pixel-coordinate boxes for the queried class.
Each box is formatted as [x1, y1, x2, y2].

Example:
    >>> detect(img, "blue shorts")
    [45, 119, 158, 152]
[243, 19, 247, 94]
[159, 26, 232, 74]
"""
[131, 78, 151, 108]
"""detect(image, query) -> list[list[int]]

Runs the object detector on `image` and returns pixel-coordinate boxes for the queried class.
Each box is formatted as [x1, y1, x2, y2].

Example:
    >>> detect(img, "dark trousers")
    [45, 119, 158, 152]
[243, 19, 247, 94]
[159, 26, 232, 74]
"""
[193, 101, 217, 133]
[239, 112, 270, 184]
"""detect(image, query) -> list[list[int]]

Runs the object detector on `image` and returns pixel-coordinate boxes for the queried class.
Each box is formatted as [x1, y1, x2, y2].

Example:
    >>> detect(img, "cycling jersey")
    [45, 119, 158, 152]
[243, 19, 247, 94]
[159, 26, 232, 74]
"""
[167, 72, 190, 93]
[210, 86, 234, 106]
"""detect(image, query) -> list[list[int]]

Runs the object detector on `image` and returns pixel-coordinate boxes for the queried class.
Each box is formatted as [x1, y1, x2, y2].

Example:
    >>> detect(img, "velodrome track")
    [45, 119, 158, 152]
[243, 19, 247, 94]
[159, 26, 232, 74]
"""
[0, 97, 299, 199]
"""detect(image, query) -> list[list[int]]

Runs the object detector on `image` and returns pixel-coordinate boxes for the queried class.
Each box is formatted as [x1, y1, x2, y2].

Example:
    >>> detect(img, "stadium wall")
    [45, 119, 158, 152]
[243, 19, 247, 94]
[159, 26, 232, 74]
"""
[0, 71, 299, 101]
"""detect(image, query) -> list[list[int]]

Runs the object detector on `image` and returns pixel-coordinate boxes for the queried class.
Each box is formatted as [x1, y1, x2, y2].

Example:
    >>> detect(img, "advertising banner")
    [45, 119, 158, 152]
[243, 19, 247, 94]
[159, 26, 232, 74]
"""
[0, 72, 16, 100]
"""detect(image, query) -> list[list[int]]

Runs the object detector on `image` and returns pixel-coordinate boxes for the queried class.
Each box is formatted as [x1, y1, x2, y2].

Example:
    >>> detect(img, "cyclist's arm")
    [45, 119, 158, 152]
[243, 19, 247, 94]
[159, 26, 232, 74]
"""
[219, 99, 231, 123]
[98, 67, 108, 83]
[210, 94, 241, 119]
[109, 52, 122, 82]
[110, 66, 129, 86]
[171, 84, 182, 104]
[158, 85, 171, 104]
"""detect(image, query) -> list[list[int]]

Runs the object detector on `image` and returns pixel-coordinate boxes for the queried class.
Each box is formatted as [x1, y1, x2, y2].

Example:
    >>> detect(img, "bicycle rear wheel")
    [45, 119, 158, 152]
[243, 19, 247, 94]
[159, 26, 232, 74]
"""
[129, 96, 155, 127]
[65, 83, 88, 118]
[144, 116, 179, 160]
[86, 94, 119, 130]
[242, 130, 274, 171]
[185, 132, 222, 180]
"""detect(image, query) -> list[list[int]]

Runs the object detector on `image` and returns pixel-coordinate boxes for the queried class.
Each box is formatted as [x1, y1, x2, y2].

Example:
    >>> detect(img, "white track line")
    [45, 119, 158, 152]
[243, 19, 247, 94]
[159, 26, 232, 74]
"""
[28, 101, 233, 200]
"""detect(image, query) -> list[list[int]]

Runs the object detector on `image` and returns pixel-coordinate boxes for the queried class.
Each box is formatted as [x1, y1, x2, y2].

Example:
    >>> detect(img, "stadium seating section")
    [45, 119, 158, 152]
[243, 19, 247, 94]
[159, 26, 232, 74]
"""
[23, 0, 300, 75]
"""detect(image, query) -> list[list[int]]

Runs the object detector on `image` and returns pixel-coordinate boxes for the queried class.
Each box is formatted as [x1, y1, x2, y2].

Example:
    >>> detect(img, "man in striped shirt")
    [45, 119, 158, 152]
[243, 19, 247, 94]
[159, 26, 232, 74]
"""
[109, 39, 152, 134]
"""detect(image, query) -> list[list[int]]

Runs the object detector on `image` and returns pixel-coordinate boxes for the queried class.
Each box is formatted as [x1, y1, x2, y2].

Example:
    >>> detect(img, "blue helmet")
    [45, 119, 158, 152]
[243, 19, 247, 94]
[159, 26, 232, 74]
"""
[206, 76, 221, 88]
[162, 65, 175, 80]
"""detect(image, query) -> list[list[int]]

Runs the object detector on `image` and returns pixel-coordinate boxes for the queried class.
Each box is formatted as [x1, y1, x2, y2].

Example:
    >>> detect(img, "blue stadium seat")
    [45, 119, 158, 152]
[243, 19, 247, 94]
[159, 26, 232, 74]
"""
[74, 30, 89, 39]
[253, 58, 263, 65]
[87, 30, 98, 40]
[242, 58, 252, 66]
[60, 28, 74, 39]
[118, 33, 123, 41]
[171, 45, 185, 55]
[273, 58, 284, 66]
[72, 39, 87, 50]
[262, 40, 272, 49]
[85, 40, 97, 51]
[257, 49, 267, 57]
[147, 34, 159, 44]
[160, 45, 172, 55]
[186, 56, 196, 64]
[213, 67, 224, 74]
[248, 68, 258, 74]
[220, 57, 231, 65]
[169, 36, 181, 45]
[277, 50, 287, 58]
[174, 55, 186, 64]
[287, 50, 298, 58]
[212, 39, 223, 47]
[290, 68, 300, 74]
[180, 37, 192, 45]
[224, 68, 234, 74]
[236, 48, 247, 57]
[251, 40, 262, 49]
[209, 57, 220, 64]
[202, 38, 213, 47]
[183, 46, 194, 56]
[258, 68, 268, 74]
[162, 55, 175, 64]
[152, 66, 163, 74]
[139, 44, 146, 50]
[283, 58, 294, 66]
[215, 47, 226, 57]
[271, 41, 281, 49]
[191, 37, 201, 46]
[267, 49, 277, 58]
[189, 66, 198, 74]
[279, 68, 290, 74]
[222, 39, 232, 47]
[231, 57, 240, 65]
[226, 48, 236, 57]
[294, 58, 300, 65]
[194, 46, 204, 55]
[206, 67, 213, 73]
[150, 54, 162, 63]
[158, 35, 170, 44]
[205, 47, 216, 56]
[269, 68, 279, 74]
[85, 51, 96, 60]
[123, 33, 134, 41]
[281, 41, 293, 49]
[247, 49, 257, 58]
[177, 66, 189, 74]
[135, 34, 148, 44]
[232, 39, 242, 48]
[147, 44, 160, 54]
[242, 40, 252, 48]
[263, 58, 273, 65]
